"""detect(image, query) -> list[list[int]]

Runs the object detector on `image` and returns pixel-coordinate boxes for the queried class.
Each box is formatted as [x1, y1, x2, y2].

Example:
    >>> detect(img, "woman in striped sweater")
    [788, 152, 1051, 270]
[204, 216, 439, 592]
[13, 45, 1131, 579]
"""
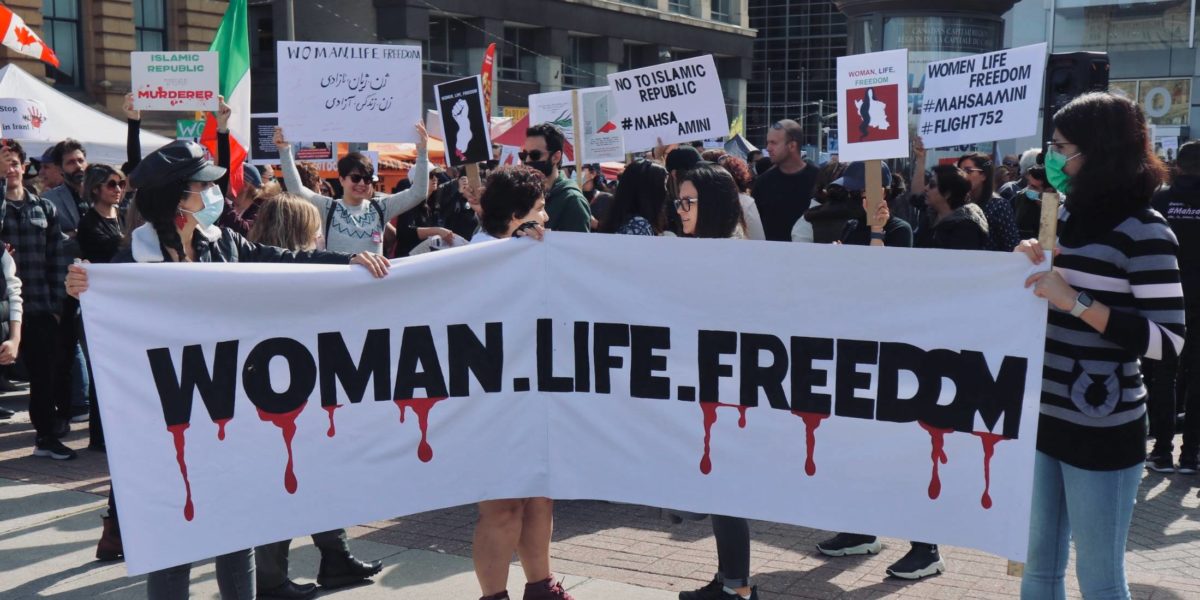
[1016, 92, 1185, 599]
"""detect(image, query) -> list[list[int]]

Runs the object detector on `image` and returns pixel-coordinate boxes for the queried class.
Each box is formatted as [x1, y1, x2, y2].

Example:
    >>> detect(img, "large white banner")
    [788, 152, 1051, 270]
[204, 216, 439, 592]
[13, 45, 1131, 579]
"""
[918, 43, 1048, 149]
[276, 42, 422, 143]
[81, 235, 1047, 575]
[607, 55, 728, 151]
[836, 50, 910, 162]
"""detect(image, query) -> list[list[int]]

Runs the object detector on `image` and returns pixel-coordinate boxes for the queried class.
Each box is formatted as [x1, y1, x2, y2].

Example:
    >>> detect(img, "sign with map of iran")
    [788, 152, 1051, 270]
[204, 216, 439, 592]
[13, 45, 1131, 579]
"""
[836, 49, 910, 162]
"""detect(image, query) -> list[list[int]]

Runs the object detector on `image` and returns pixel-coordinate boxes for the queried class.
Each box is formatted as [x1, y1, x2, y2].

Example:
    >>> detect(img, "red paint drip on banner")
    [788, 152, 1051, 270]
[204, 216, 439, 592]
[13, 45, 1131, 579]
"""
[791, 411, 830, 476]
[920, 421, 953, 500]
[324, 405, 342, 438]
[167, 423, 194, 521]
[214, 418, 230, 441]
[974, 432, 1007, 509]
[394, 398, 447, 462]
[699, 402, 748, 475]
[257, 405, 305, 494]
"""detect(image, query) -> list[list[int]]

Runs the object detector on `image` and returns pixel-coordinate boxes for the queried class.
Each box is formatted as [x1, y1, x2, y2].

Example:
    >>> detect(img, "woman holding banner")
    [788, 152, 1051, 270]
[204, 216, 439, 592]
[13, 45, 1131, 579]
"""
[1016, 92, 1185, 600]
[64, 140, 391, 600]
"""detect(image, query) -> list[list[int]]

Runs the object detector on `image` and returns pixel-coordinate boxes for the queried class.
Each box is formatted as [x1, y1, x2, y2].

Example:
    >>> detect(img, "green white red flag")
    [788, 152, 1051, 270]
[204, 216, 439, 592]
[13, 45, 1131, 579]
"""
[201, 0, 250, 195]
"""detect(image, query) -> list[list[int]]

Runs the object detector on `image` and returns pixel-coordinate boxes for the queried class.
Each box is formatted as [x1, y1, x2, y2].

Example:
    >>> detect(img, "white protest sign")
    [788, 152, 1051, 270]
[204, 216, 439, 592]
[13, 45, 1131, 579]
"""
[529, 89, 578, 165]
[82, 235, 1046, 576]
[131, 52, 219, 111]
[836, 49, 909, 162]
[607, 55, 728, 151]
[918, 43, 1048, 149]
[276, 42, 422, 144]
[0, 98, 49, 140]
[579, 87, 626, 163]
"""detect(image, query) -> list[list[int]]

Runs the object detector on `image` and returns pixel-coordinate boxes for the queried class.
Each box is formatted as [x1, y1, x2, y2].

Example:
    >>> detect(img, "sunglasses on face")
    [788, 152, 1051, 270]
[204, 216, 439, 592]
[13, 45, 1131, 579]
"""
[104, 179, 126, 190]
[673, 197, 698, 212]
[347, 173, 373, 184]
[519, 150, 548, 161]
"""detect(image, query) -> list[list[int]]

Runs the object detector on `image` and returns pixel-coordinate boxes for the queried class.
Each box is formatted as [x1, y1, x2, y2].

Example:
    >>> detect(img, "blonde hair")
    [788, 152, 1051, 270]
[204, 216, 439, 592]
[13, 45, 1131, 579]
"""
[248, 193, 321, 251]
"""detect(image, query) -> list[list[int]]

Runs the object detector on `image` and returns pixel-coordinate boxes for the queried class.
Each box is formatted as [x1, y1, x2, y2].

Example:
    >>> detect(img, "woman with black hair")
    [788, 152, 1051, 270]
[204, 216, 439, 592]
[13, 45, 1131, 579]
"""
[957, 151, 1020, 252]
[673, 163, 758, 600]
[1015, 92, 1185, 599]
[914, 164, 989, 251]
[597, 160, 667, 236]
[65, 139, 390, 600]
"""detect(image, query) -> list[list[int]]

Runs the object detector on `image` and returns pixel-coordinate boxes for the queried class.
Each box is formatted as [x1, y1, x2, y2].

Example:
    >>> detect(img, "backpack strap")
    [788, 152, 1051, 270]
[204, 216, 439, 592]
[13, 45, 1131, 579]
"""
[370, 199, 385, 227]
[323, 200, 338, 247]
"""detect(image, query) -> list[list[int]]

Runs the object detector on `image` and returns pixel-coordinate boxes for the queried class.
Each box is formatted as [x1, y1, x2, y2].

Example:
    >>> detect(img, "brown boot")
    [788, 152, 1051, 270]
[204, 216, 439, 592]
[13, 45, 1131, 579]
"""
[95, 516, 123, 561]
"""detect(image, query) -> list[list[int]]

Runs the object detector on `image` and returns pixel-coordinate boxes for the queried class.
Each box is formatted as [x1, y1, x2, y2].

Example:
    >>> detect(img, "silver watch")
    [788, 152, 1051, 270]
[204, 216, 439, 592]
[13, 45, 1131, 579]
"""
[1069, 291, 1094, 317]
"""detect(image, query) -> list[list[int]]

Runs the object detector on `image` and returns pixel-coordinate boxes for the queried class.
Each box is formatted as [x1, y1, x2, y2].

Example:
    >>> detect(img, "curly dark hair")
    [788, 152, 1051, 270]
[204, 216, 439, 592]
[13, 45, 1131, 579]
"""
[682, 163, 742, 239]
[295, 161, 322, 193]
[480, 165, 546, 237]
[717, 155, 754, 193]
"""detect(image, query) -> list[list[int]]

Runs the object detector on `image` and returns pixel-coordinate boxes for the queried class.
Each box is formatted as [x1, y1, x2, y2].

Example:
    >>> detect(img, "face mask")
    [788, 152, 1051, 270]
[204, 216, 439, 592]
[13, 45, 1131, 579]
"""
[526, 160, 554, 178]
[1024, 188, 1040, 201]
[181, 185, 224, 228]
[1044, 149, 1079, 195]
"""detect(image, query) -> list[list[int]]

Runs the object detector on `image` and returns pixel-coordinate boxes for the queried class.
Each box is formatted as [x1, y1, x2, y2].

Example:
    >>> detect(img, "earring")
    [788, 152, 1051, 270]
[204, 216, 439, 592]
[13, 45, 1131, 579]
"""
[174, 211, 187, 229]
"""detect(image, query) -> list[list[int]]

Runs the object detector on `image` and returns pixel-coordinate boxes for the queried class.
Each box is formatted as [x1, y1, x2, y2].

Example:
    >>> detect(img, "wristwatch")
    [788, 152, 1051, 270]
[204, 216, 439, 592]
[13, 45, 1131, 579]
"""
[1069, 291, 1094, 317]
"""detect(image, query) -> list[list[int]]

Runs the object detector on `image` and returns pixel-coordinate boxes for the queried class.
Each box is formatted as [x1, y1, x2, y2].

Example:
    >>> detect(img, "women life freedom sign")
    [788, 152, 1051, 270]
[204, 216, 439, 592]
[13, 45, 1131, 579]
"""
[836, 49, 910, 162]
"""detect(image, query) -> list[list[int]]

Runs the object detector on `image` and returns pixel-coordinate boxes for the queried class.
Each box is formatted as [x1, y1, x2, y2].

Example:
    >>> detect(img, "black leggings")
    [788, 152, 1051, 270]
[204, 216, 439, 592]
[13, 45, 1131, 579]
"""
[711, 515, 750, 588]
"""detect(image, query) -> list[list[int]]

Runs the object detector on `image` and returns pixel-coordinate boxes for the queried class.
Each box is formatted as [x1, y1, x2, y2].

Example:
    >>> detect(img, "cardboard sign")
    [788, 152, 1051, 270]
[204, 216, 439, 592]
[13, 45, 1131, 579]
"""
[131, 52, 219, 111]
[276, 42, 423, 144]
[175, 119, 204, 143]
[836, 50, 909, 162]
[918, 43, 1048, 149]
[607, 55, 729, 151]
[578, 87, 626, 163]
[247, 113, 334, 166]
[435, 75, 493, 166]
[0, 98, 49, 140]
[529, 89, 578, 165]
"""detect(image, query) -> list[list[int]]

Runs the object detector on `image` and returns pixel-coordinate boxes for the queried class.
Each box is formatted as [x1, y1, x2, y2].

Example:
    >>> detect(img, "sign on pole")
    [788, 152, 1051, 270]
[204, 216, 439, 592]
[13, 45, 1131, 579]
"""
[0, 98, 49, 140]
[918, 43, 1048, 149]
[435, 75, 493, 166]
[607, 55, 729, 151]
[276, 42, 423, 144]
[529, 86, 625, 166]
[131, 52, 219, 111]
[836, 49, 909, 162]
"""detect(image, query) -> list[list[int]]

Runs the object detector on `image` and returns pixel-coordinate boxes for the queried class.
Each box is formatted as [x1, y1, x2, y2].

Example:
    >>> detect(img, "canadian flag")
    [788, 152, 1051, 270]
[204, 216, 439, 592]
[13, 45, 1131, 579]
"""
[0, 6, 59, 68]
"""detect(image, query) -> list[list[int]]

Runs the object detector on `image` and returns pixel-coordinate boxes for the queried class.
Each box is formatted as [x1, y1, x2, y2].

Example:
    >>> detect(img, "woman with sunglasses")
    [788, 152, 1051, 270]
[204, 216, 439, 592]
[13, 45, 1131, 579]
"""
[275, 123, 428, 255]
[1015, 92, 1184, 600]
[65, 139, 390, 599]
[957, 152, 1020, 252]
[672, 163, 759, 600]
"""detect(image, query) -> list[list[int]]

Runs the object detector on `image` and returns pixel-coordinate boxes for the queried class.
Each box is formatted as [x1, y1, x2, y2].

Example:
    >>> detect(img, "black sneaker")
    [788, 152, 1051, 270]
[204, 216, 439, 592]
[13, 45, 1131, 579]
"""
[1178, 455, 1198, 475]
[1147, 452, 1175, 473]
[679, 577, 724, 600]
[0, 378, 19, 392]
[69, 406, 90, 423]
[816, 532, 881, 557]
[886, 543, 945, 580]
[33, 437, 77, 460]
[53, 419, 70, 439]
[0, 406, 13, 420]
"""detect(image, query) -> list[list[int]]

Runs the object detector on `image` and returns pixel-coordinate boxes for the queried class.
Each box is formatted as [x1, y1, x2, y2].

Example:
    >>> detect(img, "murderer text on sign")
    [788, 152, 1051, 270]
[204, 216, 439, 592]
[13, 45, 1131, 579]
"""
[607, 55, 728, 151]
[81, 235, 1047, 576]
[131, 52, 219, 111]
[276, 42, 422, 144]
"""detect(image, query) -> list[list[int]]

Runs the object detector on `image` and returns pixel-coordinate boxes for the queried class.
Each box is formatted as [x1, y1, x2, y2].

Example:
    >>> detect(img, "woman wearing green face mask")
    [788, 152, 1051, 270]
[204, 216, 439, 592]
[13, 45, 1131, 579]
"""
[1015, 92, 1185, 600]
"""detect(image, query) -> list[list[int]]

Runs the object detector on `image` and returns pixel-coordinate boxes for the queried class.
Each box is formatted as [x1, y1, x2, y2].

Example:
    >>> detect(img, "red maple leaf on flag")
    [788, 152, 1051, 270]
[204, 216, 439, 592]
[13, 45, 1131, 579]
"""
[13, 26, 37, 48]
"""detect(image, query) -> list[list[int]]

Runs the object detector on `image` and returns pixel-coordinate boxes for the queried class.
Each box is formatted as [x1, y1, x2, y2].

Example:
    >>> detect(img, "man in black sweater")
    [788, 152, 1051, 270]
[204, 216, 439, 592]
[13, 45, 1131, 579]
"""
[1149, 140, 1200, 474]
[753, 119, 819, 241]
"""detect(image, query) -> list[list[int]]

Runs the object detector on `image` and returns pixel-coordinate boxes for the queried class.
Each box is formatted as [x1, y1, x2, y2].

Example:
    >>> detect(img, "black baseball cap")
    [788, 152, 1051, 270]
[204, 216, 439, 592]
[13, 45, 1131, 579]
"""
[129, 140, 226, 190]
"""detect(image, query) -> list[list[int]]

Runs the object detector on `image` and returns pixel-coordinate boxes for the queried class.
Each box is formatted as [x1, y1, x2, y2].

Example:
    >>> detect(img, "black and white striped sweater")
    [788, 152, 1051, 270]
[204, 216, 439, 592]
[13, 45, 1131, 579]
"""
[1040, 207, 1186, 470]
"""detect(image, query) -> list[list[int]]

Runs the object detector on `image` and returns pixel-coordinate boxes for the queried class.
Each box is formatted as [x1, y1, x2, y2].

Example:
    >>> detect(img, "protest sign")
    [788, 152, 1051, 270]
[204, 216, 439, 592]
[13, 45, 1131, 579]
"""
[276, 42, 422, 144]
[529, 89, 577, 165]
[176, 120, 204, 143]
[0, 98, 49, 140]
[131, 52, 219, 111]
[918, 43, 1047, 149]
[837, 49, 909, 162]
[83, 235, 1046, 576]
[607, 55, 728, 151]
[435, 75, 492, 166]
[248, 113, 333, 165]
[529, 87, 623, 165]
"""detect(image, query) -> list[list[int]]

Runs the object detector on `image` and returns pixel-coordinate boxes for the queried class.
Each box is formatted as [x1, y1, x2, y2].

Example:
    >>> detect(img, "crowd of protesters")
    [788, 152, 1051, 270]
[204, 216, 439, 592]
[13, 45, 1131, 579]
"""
[5, 88, 1182, 600]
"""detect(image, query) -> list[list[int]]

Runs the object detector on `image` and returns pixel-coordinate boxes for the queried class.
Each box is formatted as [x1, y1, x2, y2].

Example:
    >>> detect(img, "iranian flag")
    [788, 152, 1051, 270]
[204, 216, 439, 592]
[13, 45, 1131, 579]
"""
[201, 0, 250, 195]
[0, 5, 59, 67]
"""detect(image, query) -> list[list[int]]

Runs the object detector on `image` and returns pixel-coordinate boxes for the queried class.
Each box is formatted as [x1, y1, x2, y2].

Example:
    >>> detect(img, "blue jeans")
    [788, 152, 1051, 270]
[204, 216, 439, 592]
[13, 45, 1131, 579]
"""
[1021, 451, 1141, 600]
[145, 548, 255, 599]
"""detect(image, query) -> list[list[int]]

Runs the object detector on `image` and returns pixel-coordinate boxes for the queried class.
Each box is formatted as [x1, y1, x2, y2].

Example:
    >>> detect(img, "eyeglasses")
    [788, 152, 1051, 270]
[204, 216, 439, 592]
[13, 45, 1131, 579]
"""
[1046, 140, 1072, 153]
[347, 173, 373, 184]
[519, 150, 547, 162]
[104, 179, 126, 190]
[673, 197, 698, 212]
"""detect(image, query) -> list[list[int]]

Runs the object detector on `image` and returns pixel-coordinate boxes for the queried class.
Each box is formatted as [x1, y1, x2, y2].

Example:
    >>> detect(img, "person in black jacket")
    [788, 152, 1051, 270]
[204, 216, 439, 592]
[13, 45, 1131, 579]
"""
[914, 164, 989, 251]
[65, 139, 389, 599]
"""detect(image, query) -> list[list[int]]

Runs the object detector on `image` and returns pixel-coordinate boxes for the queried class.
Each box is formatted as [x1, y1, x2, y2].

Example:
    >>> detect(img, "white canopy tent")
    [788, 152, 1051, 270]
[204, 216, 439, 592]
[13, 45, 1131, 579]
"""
[0, 63, 172, 165]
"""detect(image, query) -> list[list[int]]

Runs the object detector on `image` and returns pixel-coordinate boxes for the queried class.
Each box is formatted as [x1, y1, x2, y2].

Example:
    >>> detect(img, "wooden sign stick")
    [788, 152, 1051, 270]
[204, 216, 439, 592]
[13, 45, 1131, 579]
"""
[864, 159, 883, 227]
[572, 89, 584, 188]
[465, 163, 483, 197]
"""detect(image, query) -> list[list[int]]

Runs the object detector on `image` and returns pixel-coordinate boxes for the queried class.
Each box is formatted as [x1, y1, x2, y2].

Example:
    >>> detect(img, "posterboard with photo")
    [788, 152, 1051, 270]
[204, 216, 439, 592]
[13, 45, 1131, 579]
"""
[918, 43, 1047, 149]
[579, 87, 625, 163]
[435, 76, 493, 166]
[276, 42, 422, 144]
[528, 89, 577, 165]
[836, 50, 909, 162]
[131, 52, 219, 111]
[0, 98, 49, 140]
[607, 55, 728, 151]
[248, 113, 334, 166]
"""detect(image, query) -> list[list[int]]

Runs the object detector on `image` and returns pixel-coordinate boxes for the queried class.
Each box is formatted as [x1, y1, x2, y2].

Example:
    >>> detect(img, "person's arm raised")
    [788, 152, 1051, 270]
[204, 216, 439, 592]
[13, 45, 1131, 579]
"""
[381, 122, 430, 220]
[275, 126, 324, 206]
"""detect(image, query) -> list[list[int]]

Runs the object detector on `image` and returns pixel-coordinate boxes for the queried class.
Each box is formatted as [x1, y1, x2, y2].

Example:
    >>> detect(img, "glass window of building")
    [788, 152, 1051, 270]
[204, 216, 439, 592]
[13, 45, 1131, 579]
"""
[499, 26, 537, 82]
[712, 0, 735, 24]
[424, 16, 468, 75]
[563, 36, 589, 88]
[669, 0, 695, 16]
[41, 0, 82, 88]
[134, 0, 167, 51]
[1052, 0, 1195, 53]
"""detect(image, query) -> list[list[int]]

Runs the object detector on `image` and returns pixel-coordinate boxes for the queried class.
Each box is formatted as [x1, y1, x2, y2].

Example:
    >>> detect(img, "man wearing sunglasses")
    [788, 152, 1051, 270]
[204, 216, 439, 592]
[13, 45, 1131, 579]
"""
[521, 123, 591, 232]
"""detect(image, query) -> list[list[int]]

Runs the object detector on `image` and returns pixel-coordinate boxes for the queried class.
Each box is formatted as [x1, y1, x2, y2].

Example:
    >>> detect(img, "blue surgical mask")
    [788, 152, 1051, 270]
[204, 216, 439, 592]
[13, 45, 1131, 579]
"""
[181, 185, 224, 228]
[1024, 188, 1040, 201]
